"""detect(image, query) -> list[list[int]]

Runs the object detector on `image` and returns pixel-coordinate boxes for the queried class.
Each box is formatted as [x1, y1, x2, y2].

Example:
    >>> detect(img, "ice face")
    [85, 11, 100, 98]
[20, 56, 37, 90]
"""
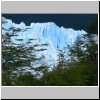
[2, 17, 87, 67]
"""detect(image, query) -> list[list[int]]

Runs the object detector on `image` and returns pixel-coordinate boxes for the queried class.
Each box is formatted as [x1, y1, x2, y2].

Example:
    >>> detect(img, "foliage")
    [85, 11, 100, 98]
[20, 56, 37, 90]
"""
[87, 15, 98, 34]
[2, 16, 98, 86]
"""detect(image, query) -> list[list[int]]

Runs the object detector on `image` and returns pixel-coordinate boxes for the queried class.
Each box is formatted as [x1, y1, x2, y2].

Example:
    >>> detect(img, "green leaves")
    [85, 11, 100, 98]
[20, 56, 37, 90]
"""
[2, 16, 98, 86]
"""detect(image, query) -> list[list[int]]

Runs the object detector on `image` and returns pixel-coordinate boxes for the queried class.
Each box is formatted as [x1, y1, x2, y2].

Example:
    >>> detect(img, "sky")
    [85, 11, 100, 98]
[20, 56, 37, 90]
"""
[2, 14, 97, 32]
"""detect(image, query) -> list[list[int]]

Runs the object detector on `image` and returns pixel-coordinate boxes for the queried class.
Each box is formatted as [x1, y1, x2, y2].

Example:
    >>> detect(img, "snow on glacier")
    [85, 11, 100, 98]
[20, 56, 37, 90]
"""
[2, 17, 87, 68]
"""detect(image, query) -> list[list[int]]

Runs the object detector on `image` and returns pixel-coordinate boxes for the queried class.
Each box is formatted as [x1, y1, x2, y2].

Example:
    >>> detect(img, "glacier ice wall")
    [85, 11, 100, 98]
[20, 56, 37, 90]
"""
[2, 17, 87, 68]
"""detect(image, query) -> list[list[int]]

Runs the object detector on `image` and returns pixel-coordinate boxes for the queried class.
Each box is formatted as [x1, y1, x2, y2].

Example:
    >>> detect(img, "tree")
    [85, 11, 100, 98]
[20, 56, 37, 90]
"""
[87, 15, 98, 34]
[2, 18, 39, 85]
[2, 17, 49, 85]
[66, 18, 98, 86]
[2, 26, 37, 71]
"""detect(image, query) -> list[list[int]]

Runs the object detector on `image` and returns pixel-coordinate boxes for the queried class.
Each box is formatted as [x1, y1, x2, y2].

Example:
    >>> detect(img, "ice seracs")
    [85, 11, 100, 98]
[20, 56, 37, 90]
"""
[2, 17, 87, 67]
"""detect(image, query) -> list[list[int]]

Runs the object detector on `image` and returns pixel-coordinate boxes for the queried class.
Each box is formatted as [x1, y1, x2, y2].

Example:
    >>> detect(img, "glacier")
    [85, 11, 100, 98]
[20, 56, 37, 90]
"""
[2, 17, 87, 69]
